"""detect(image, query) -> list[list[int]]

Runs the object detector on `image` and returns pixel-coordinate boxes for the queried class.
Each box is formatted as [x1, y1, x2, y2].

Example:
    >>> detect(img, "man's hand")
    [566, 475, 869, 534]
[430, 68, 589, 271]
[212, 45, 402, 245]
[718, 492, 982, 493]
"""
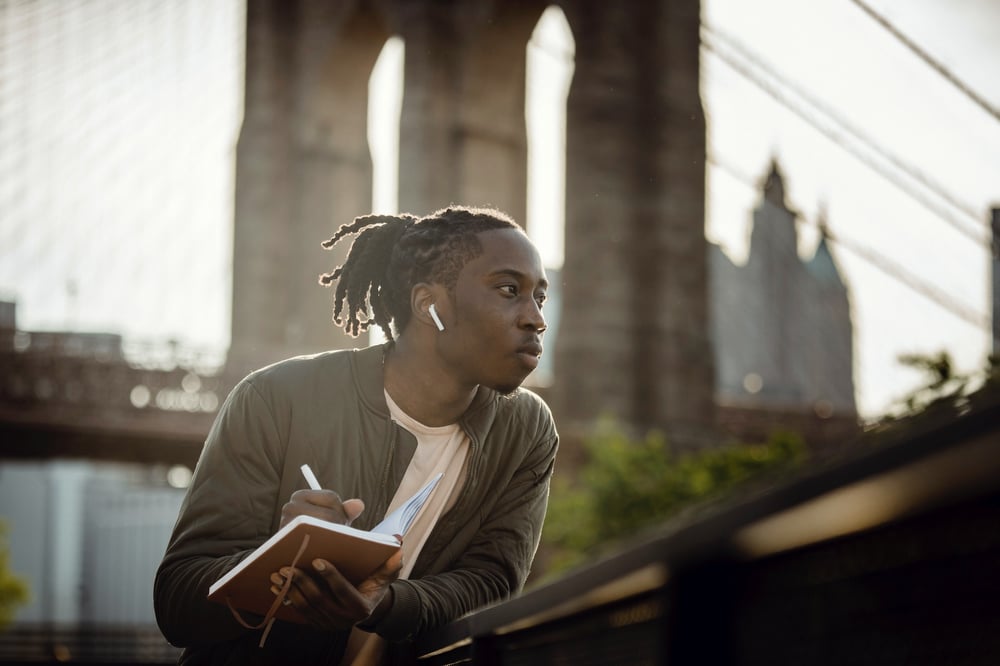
[279, 489, 365, 529]
[269, 548, 403, 631]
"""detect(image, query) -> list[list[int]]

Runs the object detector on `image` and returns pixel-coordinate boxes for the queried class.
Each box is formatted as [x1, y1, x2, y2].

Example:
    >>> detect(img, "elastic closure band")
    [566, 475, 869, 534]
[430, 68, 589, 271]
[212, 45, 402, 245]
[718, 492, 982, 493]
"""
[225, 532, 311, 648]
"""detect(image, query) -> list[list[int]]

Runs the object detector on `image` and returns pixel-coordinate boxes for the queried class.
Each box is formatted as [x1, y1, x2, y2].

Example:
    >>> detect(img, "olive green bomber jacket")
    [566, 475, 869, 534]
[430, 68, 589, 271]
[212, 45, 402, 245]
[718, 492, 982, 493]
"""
[154, 343, 559, 664]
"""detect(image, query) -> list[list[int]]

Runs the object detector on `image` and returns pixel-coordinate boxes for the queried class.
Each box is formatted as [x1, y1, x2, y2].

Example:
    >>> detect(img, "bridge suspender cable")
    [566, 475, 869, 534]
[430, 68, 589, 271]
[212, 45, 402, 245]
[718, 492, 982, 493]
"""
[847, 0, 1000, 125]
[700, 26, 992, 250]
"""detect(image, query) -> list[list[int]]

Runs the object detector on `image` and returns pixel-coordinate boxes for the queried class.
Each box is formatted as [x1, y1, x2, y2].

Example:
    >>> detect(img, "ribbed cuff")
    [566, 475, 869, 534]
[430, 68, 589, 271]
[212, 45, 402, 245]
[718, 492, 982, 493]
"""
[356, 586, 393, 632]
[373, 580, 419, 642]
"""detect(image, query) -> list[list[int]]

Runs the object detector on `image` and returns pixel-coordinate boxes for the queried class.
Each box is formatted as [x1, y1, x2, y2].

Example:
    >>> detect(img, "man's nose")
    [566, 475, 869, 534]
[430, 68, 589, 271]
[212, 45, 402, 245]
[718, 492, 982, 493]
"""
[521, 300, 546, 333]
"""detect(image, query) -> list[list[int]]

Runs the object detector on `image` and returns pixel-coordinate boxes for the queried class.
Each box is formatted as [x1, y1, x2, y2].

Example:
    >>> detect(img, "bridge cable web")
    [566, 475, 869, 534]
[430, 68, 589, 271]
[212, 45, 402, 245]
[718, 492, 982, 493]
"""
[0, 0, 244, 363]
[702, 24, 991, 246]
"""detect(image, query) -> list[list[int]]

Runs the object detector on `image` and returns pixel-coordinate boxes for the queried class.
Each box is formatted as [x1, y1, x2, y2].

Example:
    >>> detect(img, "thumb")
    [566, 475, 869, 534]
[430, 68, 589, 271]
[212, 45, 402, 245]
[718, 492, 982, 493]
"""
[373, 547, 404, 582]
[343, 498, 365, 524]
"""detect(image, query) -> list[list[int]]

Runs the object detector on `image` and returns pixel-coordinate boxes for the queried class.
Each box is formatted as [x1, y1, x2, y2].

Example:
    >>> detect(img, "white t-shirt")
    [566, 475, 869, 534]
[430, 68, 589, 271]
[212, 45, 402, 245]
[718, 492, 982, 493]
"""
[339, 391, 471, 665]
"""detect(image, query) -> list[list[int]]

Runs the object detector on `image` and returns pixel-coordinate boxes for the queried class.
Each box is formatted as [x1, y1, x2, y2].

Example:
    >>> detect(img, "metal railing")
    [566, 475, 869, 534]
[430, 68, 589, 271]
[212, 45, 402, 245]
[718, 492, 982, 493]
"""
[416, 392, 1000, 664]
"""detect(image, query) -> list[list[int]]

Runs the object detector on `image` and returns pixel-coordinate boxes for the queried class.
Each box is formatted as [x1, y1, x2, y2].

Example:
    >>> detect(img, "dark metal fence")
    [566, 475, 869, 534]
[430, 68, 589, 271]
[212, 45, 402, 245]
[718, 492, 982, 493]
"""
[417, 397, 1000, 665]
[0, 626, 180, 665]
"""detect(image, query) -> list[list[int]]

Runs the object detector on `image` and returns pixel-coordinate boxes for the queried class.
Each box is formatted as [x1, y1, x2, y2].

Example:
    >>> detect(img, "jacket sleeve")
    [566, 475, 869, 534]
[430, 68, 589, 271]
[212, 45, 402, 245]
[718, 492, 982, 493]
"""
[375, 409, 559, 642]
[154, 377, 287, 647]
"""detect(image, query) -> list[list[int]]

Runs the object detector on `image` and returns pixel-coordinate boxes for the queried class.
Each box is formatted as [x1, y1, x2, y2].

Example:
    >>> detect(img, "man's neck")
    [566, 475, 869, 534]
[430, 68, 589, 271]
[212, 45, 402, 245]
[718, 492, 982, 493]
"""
[382, 339, 477, 427]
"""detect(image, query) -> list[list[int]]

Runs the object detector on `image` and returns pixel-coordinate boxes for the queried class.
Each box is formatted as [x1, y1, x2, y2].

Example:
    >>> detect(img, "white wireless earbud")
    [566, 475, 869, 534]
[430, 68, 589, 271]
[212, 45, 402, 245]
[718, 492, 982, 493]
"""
[428, 304, 445, 331]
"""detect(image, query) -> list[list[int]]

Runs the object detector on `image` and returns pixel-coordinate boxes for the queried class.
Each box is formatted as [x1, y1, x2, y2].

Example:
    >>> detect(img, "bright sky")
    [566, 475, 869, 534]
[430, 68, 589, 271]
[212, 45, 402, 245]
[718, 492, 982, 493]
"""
[698, 0, 1000, 416]
[1, 0, 997, 418]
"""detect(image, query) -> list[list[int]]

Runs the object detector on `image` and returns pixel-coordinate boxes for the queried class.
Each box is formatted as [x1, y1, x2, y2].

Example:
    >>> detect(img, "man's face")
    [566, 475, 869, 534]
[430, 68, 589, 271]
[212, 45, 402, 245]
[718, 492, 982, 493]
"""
[438, 228, 548, 394]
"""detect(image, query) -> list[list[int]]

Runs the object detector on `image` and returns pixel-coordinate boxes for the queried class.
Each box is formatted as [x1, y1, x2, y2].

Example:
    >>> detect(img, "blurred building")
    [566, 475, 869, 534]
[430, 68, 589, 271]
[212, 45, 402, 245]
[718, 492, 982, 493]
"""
[0, 462, 183, 626]
[708, 162, 859, 452]
[0, 302, 208, 661]
[0, 460, 185, 661]
[711, 161, 856, 415]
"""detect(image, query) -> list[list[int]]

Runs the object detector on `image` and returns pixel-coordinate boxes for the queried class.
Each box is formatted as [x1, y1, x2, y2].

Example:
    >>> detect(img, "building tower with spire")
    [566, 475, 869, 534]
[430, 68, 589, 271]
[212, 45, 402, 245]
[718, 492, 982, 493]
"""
[710, 160, 856, 416]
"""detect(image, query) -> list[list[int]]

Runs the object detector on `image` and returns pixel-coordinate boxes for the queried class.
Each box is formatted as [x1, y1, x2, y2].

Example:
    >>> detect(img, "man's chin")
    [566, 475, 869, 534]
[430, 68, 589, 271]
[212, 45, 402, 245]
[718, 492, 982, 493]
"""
[489, 378, 524, 396]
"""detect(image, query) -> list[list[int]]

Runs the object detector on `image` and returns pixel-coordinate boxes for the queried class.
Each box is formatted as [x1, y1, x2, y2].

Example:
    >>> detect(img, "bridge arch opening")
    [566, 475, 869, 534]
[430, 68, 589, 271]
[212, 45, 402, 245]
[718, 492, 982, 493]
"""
[526, 5, 574, 272]
[369, 37, 404, 216]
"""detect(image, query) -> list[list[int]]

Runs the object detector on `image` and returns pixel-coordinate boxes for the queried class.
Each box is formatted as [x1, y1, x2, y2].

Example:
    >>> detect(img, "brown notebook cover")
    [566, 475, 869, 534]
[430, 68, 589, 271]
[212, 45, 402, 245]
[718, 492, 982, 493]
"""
[207, 515, 400, 624]
[207, 473, 443, 624]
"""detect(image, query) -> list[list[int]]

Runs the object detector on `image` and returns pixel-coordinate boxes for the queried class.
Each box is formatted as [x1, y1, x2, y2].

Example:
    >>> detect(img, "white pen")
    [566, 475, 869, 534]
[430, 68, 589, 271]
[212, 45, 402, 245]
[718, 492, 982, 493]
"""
[300, 463, 322, 491]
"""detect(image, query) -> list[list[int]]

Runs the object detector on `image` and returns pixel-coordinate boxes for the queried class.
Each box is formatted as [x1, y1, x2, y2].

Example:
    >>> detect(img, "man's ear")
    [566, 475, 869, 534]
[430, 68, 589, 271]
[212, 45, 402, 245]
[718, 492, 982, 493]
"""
[411, 283, 447, 330]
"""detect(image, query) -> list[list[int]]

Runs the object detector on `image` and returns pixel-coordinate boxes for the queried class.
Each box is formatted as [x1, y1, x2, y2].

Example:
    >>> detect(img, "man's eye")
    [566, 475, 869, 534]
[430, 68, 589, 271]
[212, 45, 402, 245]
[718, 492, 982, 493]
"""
[499, 285, 518, 296]
[535, 293, 547, 307]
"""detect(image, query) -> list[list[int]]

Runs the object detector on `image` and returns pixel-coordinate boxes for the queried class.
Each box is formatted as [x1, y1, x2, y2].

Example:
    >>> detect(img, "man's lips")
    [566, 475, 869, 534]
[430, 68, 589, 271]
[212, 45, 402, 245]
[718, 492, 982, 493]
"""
[516, 342, 543, 369]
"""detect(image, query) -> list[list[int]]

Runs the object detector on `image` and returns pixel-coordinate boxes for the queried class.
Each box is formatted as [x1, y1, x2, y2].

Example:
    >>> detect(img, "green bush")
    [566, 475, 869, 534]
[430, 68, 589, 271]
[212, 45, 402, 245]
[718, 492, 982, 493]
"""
[542, 421, 805, 574]
[0, 521, 29, 631]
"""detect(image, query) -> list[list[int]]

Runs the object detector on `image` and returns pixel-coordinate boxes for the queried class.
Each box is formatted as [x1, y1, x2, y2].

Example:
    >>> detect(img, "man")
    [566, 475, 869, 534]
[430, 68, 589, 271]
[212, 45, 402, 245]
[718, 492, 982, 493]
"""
[154, 206, 558, 664]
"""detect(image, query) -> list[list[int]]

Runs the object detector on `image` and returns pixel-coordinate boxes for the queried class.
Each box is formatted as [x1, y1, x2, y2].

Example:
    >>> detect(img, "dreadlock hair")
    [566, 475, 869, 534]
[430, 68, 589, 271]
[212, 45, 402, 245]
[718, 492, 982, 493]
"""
[318, 205, 521, 341]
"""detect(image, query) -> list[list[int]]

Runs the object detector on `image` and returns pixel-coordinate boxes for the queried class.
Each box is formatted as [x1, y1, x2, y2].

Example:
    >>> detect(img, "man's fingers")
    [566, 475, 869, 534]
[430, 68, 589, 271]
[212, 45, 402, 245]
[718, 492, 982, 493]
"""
[352, 549, 403, 598]
[276, 565, 365, 620]
[281, 491, 365, 527]
[270, 570, 304, 609]
[372, 548, 404, 583]
[309, 559, 364, 603]
[289, 488, 344, 509]
[342, 498, 365, 524]
[273, 555, 400, 632]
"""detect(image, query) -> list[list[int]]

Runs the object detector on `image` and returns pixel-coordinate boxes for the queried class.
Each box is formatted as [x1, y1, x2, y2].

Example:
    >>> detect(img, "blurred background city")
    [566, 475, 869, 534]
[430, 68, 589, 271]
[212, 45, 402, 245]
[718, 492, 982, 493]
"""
[1, 0, 998, 662]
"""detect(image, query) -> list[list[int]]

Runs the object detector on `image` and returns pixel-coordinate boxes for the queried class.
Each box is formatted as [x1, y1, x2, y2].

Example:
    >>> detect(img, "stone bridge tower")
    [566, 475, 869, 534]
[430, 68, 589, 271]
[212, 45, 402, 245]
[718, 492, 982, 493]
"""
[228, 0, 715, 442]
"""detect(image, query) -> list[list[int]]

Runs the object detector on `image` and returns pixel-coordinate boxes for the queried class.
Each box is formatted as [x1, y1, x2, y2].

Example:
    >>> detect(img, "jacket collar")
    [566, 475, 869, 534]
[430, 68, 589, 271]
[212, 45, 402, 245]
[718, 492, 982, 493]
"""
[352, 342, 392, 418]
[351, 342, 497, 432]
